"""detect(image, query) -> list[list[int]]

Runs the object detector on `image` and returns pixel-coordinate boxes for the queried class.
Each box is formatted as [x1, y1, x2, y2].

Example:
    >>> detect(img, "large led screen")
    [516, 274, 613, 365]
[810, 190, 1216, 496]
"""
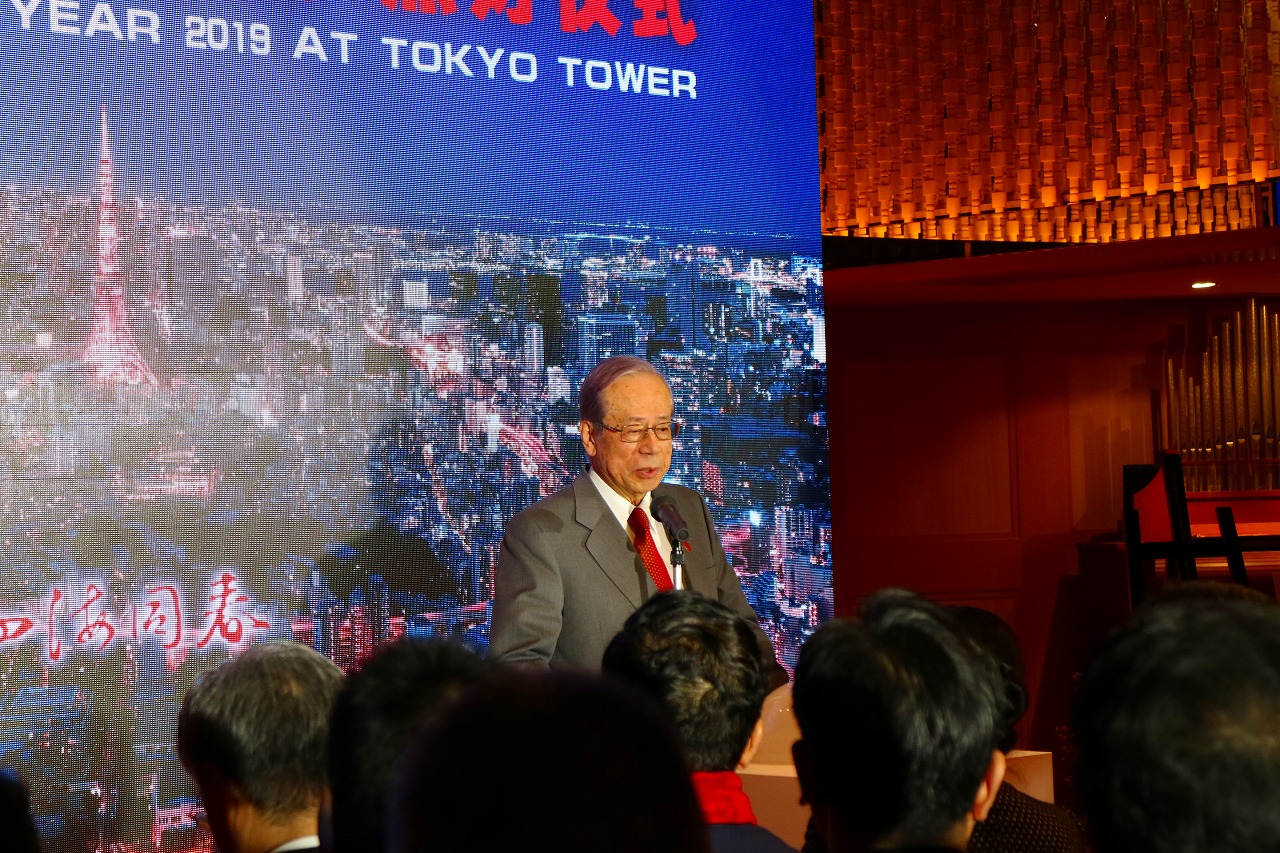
[0, 0, 826, 849]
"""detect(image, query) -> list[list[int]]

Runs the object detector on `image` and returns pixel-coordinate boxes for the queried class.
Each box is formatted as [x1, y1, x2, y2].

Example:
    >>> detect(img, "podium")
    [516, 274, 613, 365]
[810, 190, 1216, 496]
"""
[739, 685, 807, 848]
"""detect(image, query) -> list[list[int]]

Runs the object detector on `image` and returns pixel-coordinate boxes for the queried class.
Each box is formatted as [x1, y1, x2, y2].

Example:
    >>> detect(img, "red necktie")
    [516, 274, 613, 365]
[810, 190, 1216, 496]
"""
[629, 507, 674, 592]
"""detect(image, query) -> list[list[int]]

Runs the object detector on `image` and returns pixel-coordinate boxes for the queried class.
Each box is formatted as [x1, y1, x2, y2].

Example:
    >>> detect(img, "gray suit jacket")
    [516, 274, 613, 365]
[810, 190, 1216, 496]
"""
[489, 472, 769, 671]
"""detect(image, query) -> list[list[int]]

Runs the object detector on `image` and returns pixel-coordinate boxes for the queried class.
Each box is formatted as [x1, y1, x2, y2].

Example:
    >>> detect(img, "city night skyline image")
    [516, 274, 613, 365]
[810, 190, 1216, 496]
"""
[0, 72, 827, 849]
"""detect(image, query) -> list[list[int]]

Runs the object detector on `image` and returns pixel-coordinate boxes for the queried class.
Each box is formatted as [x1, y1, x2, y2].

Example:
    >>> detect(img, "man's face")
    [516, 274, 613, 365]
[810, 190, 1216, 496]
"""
[581, 372, 674, 505]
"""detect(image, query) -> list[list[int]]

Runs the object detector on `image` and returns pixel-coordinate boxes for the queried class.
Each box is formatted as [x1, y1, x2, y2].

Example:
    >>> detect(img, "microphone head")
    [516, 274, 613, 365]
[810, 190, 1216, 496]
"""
[650, 494, 691, 542]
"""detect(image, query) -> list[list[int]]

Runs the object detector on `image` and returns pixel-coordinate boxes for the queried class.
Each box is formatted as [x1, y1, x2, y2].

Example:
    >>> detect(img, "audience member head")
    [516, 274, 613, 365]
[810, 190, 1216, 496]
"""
[602, 590, 770, 772]
[325, 638, 492, 853]
[791, 588, 1005, 852]
[0, 770, 39, 853]
[177, 641, 343, 853]
[947, 606, 1027, 753]
[1073, 582, 1280, 853]
[389, 672, 710, 853]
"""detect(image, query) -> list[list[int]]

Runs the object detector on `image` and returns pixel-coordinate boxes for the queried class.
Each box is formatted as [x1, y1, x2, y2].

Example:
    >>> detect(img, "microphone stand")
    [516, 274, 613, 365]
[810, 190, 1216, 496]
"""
[663, 523, 686, 591]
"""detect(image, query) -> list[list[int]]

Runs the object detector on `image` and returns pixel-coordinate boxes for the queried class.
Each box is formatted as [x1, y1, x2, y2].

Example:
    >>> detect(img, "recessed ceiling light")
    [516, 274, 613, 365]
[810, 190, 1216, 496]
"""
[1192, 281, 1217, 289]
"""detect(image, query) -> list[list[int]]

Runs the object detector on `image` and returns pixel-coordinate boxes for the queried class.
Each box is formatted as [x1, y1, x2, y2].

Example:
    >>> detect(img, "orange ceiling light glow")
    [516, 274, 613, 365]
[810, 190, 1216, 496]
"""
[817, 0, 1280, 243]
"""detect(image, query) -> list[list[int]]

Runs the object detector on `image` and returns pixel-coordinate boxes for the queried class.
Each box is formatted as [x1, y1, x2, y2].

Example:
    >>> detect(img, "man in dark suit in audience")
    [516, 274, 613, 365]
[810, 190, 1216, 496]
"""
[389, 671, 711, 853]
[603, 590, 796, 853]
[791, 589, 1005, 853]
[948, 606, 1086, 853]
[324, 638, 492, 853]
[177, 642, 342, 853]
[1073, 582, 1280, 853]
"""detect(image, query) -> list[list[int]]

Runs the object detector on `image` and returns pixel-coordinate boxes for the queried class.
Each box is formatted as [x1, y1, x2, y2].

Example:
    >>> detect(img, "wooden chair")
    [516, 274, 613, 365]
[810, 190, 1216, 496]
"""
[1122, 452, 1268, 605]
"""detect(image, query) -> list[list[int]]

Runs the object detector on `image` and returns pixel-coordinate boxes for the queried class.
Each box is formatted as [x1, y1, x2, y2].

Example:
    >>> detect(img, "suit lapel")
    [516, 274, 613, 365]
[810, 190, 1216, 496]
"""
[573, 474, 647, 608]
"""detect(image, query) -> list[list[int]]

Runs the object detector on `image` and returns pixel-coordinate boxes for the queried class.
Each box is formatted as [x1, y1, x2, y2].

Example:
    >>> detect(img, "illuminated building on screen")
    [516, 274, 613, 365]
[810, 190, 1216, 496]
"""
[81, 105, 157, 387]
[576, 312, 639, 368]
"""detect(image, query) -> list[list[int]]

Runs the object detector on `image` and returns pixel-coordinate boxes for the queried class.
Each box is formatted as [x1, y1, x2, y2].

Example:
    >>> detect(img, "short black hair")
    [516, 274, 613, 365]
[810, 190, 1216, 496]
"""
[792, 589, 1002, 845]
[177, 642, 342, 816]
[0, 770, 38, 853]
[946, 606, 1026, 753]
[602, 590, 769, 771]
[1073, 583, 1280, 853]
[327, 638, 493, 853]
[389, 672, 710, 853]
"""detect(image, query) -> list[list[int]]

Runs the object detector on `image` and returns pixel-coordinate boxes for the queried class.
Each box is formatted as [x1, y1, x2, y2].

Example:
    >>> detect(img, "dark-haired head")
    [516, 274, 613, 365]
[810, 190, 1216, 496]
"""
[602, 590, 769, 772]
[946, 606, 1026, 753]
[390, 672, 710, 853]
[1073, 583, 1280, 853]
[792, 589, 1004, 849]
[327, 638, 493, 853]
[0, 771, 38, 853]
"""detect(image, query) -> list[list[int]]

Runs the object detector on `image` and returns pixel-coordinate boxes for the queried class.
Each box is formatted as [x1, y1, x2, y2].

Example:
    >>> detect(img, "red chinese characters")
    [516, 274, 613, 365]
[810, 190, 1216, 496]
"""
[46, 584, 116, 661]
[560, 0, 622, 36]
[381, 0, 698, 42]
[21, 575, 271, 661]
[632, 0, 696, 45]
[72, 584, 117, 652]
[46, 588, 65, 661]
[198, 572, 271, 649]
[0, 616, 33, 644]
[472, 0, 533, 25]
[132, 585, 183, 651]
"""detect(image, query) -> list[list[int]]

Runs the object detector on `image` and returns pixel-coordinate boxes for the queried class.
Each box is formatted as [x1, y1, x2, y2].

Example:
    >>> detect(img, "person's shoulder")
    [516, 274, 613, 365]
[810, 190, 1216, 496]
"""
[969, 784, 1087, 853]
[707, 823, 798, 853]
[654, 481, 704, 504]
[505, 480, 578, 531]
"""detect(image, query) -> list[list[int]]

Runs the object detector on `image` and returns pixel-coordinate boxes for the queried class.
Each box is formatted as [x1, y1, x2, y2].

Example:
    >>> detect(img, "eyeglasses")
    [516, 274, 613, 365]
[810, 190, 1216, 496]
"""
[594, 421, 683, 442]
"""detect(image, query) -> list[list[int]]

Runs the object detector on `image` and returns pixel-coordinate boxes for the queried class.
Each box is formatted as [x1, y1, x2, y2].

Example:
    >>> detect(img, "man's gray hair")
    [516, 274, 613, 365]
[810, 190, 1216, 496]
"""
[177, 642, 343, 816]
[579, 356, 668, 424]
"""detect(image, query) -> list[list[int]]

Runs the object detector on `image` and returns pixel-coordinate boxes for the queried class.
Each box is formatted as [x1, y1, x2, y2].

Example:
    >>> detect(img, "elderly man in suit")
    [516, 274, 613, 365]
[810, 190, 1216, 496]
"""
[489, 355, 776, 675]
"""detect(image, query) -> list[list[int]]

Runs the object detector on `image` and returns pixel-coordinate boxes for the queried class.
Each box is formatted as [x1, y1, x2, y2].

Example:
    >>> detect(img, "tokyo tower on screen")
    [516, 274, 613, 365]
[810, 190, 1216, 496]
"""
[82, 104, 157, 387]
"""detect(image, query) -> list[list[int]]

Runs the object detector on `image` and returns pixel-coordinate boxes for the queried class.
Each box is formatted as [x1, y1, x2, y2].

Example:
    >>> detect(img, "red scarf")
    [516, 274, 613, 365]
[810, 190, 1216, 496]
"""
[691, 771, 759, 826]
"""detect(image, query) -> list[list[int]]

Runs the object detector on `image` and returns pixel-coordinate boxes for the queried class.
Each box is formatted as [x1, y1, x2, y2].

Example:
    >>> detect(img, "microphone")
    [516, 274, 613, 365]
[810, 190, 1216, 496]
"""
[650, 494, 690, 543]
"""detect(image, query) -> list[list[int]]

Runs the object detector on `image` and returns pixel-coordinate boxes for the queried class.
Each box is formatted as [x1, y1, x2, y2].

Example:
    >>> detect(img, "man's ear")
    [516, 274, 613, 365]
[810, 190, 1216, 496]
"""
[971, 750, 1006, 822]
[580, 419, 598, 458]
[736, 716, 767, 771]
[791, 738, 822, 806]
